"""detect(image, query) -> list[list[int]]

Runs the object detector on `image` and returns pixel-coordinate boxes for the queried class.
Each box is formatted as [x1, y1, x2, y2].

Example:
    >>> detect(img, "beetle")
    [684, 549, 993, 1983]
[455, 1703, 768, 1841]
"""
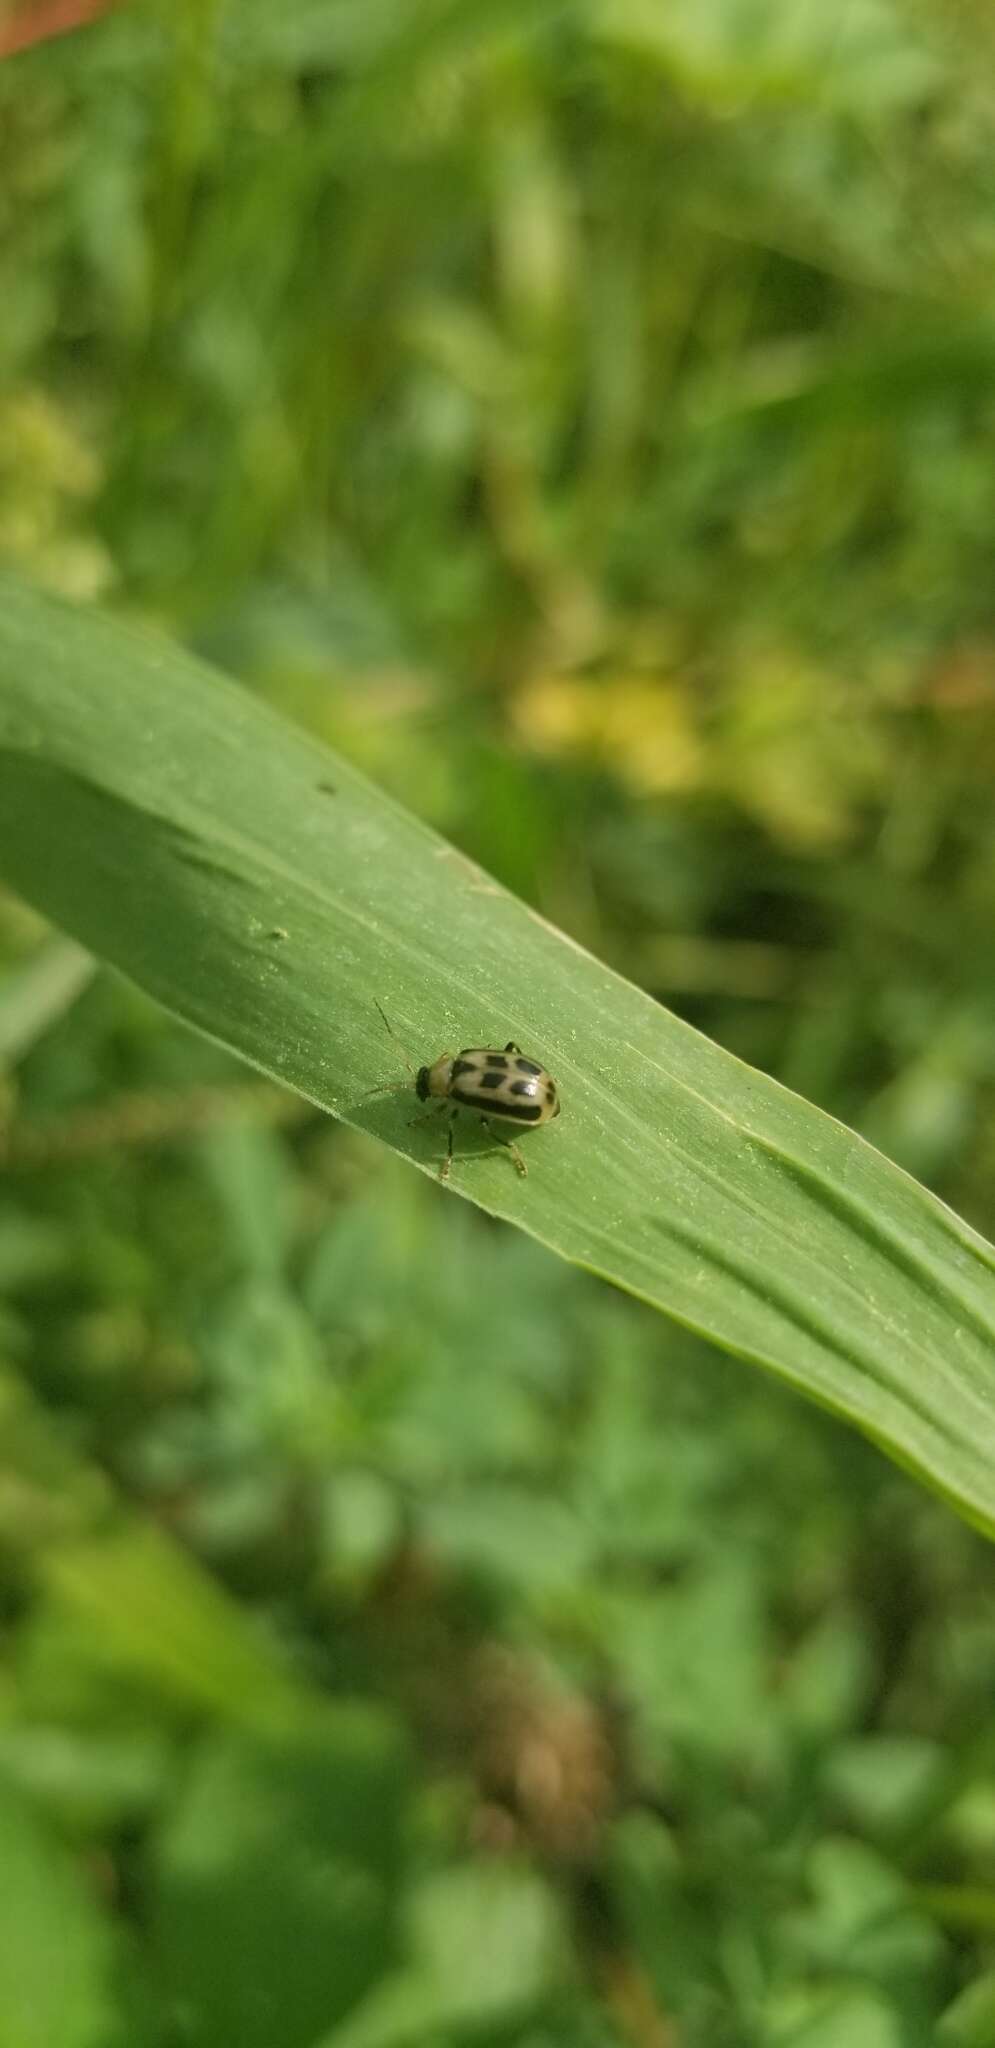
[368, 1001, 561, 1182]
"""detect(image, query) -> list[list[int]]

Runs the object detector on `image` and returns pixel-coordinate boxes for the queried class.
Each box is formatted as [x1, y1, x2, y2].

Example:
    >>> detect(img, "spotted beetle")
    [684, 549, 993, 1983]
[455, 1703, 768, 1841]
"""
[369, 1002, 561, 1181]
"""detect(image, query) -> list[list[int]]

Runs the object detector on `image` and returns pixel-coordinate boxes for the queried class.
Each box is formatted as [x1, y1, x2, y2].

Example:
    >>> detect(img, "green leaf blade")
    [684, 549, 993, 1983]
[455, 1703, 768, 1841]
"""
[0, 574, 993, 1531]
[0, 1773, 128, 2048]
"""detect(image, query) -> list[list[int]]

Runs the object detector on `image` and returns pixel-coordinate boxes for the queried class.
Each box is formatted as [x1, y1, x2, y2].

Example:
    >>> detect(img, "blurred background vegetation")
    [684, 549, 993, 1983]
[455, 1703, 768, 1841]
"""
[2, 2, 995, 2043]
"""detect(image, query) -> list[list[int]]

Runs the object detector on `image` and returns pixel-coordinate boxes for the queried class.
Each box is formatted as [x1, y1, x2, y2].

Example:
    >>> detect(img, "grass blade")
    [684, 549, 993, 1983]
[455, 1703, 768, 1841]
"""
[0, 575, 993, 1531]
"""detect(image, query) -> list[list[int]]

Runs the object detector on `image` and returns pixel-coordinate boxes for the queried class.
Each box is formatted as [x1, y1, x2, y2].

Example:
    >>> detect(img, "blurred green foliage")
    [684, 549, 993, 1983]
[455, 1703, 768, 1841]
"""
[2, 0, 995, 2042]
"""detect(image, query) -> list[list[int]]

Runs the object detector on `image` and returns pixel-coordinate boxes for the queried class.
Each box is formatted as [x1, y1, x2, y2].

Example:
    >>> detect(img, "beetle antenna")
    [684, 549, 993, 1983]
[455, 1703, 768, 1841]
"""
[370, 999, 416, 1082]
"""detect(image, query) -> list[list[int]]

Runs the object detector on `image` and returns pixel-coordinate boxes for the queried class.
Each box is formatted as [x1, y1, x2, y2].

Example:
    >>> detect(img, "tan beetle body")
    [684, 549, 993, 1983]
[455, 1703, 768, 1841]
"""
[371, 1006, 560, 1181]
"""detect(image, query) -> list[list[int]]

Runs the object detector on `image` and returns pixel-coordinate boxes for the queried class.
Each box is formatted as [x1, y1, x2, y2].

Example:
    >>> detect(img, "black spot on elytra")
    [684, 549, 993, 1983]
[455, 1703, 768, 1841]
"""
[491, 1098, 543, 1123]
[479, 1071, 505, 1089]
[514, 1058, 542, 1075]
[510, 1078, 537, 1096]
[451, 1058, 475, 1079]
[545, 1085, 555, 1103]
[485, 1053, 509, 1069]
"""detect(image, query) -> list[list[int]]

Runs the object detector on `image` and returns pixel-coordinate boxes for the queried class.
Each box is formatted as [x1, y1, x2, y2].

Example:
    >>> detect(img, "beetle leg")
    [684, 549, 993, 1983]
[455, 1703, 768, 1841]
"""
[503, 1042, 522, 1054]
[408, 1102, 450, 1129]
[480, 1116, 528, 1177]
[409, 1101, 459, 1180]
[440, 1107, 458, 1183]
